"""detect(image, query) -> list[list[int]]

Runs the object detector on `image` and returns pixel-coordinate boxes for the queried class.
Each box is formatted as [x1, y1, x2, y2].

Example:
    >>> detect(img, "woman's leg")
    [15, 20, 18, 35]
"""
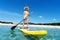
[23, 20, 24, 29]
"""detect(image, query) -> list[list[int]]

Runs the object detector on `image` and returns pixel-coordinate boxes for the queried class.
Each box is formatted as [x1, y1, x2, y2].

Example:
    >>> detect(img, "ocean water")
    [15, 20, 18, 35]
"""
[0, 25, 60, 40]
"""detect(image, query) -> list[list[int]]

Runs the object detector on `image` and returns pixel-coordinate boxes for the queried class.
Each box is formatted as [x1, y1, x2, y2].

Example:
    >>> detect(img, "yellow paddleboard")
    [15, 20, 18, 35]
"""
[18, 28, 47, 36]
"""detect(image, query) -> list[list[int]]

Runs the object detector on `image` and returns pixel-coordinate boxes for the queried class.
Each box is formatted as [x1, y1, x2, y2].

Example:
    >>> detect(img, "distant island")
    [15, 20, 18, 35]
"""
[0, 21, 60, 26]
[21, 22, 60, 26]
[0, 21, 13, 24]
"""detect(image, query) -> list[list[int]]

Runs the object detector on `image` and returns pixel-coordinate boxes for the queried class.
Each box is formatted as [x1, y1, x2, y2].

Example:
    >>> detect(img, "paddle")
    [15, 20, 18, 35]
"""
[11, 19, 25, 30]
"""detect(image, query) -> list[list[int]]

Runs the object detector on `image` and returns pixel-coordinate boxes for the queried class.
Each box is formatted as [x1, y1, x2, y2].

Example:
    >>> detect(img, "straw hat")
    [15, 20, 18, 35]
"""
[24, 6, 29, 11]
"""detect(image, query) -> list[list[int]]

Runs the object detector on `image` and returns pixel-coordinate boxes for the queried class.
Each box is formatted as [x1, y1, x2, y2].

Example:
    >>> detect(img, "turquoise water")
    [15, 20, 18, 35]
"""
[0, 26, 60, 40]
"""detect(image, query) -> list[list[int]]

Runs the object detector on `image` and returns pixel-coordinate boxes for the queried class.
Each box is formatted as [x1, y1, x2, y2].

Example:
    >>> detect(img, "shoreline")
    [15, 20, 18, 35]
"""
[0, 23, 60, 28]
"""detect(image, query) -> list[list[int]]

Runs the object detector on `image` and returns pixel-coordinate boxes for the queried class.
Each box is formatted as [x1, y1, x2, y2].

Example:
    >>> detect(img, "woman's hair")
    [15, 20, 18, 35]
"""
[24, 6, 29, 11]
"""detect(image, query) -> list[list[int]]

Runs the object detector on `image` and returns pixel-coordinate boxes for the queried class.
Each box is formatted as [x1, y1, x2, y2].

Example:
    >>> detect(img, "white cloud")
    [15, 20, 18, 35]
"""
[39, 16, 43, 18]
[53, 18, 56, 21]
[0, 11, 22, 17]
[0, 11, 22, 23]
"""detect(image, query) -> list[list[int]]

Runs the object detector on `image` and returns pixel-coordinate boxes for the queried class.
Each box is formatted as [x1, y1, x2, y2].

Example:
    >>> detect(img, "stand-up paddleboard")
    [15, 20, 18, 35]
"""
[18, 28, 47, 36]
[18, 6, 47, 36]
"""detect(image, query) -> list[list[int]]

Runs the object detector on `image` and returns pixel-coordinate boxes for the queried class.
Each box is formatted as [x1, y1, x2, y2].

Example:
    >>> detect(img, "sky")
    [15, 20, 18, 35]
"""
[0, 0, 60, 23]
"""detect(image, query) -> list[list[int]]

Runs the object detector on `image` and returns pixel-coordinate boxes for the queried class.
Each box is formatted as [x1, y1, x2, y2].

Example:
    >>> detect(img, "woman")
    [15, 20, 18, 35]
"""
[23, 6, 29, 29]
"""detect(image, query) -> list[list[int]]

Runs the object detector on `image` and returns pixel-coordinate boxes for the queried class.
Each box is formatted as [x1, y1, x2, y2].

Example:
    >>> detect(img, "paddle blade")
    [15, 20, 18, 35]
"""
[11, 26, 16, 30]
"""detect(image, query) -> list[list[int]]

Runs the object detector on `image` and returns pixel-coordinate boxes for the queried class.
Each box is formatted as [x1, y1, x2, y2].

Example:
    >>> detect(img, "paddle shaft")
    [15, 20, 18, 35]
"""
[15, 19, 24, 26]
